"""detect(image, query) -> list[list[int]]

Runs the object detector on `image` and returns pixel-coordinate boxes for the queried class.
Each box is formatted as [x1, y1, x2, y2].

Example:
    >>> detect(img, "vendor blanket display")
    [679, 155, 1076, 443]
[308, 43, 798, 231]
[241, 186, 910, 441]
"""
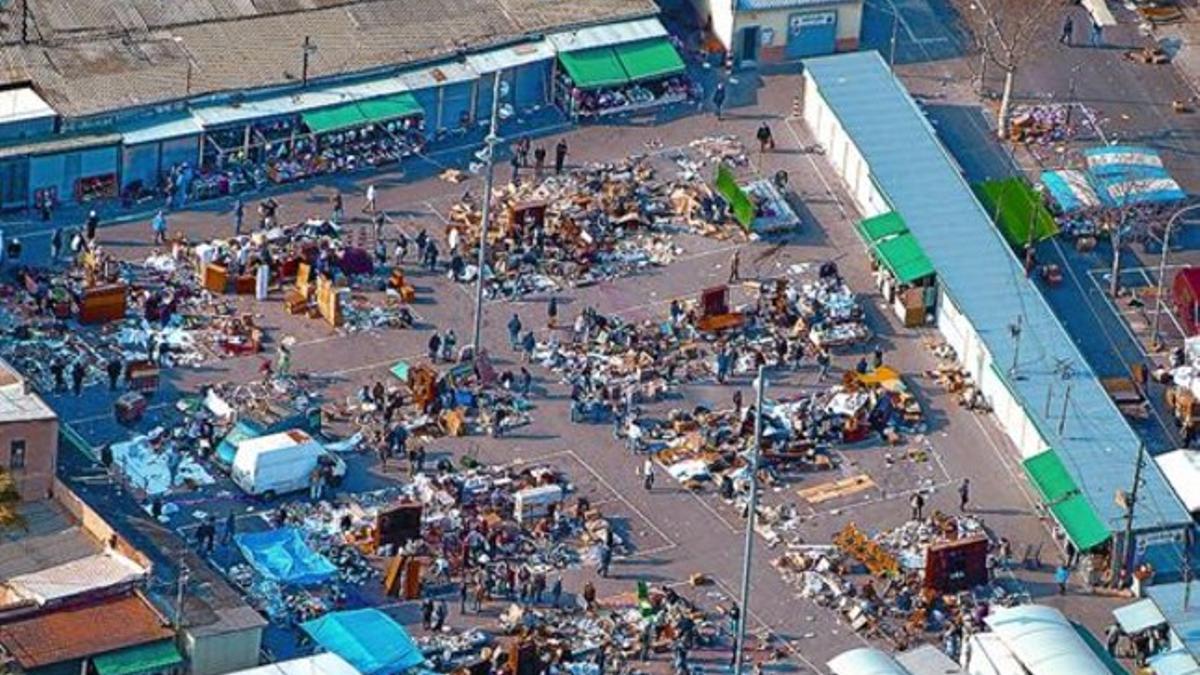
[235, 527, 337, 586]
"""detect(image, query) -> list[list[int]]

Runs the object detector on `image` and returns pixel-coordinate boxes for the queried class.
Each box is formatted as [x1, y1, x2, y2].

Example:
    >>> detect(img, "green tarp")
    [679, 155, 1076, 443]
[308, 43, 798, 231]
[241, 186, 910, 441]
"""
[974, 177, 1059, 248]
[872, 233, 934, 284]
[1022, 450, 1076, 503]
[715, 164, 755, 230]
[303, 92, 424, 135]
[856, 212, 908, 243]
[1052, 493, 1112, 552]
[558, 48, 629, 90]
[1023, 450, 1111, 551]
[94, 641, 183, 675]
[613, 38, 686, 82]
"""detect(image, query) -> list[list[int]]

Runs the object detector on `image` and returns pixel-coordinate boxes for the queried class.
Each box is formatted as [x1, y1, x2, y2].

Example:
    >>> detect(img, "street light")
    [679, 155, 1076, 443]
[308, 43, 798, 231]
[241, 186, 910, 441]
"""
[733, 366, 766, 675]
[470, 73, 506, 358]
[1151, 201, 1200, 349]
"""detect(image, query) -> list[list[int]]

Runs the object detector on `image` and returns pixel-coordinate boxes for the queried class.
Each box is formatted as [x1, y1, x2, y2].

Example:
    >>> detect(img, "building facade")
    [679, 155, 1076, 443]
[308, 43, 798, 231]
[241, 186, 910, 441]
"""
[0, 360, 58, 502]
[691, 0, 862, 66]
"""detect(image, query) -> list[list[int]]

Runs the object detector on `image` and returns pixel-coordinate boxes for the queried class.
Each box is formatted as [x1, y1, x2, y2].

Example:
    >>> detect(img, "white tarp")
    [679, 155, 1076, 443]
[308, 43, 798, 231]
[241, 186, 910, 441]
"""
[8, 551, 145, 605]
[112, 435, 216, 495]
[1156, 449, 1200, 513]
[984, 605, 1110, 675]
[226, 653, 359, 675]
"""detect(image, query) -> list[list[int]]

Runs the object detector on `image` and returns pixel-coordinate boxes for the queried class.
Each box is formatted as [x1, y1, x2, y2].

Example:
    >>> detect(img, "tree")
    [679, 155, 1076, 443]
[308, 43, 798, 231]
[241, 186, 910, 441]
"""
[965, 0, 1062, 140]
[0, 469, 24, 532]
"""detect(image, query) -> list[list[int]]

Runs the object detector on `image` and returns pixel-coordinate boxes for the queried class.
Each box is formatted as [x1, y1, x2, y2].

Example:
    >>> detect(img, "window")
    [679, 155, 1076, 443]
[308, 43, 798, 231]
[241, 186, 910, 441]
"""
[9, 440, 25, 470]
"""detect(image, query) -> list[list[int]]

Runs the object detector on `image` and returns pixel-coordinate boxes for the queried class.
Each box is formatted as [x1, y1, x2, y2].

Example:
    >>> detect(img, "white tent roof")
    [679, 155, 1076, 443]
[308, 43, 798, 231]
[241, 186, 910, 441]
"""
[1157, 449, 1200, 513]
[547, 17, 666, 53]
[227, 653, 358, 675]
[828, 647, 910, 675]
[0, 88, 56, 125]
[984, 605, 1110, 675]
[964, 633, 1026, 675]
[7, 551, 145, 605]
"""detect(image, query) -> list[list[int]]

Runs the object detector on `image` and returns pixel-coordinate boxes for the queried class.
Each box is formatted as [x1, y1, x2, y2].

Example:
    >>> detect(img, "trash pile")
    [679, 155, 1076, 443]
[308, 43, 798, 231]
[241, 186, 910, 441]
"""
[109, 429, 217, 496]
[1008, 104, 1073, 144]
[773, 513, 1019, 651]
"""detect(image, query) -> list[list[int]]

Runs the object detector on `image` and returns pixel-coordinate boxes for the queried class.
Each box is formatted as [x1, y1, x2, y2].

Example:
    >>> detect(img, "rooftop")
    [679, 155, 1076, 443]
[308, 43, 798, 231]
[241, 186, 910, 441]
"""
[0, 592, 173, 668]
[0, 0, 658, 119]
[0, 358, 55, 424]
[802, 50, 1191, 538]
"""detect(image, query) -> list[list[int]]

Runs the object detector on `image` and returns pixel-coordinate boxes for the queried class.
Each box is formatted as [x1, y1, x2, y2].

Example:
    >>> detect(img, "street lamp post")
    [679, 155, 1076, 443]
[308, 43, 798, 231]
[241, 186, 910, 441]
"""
[1151, 202, 1200, 350]
[471, 72, 504, 357]
[733, 366, 766, 675]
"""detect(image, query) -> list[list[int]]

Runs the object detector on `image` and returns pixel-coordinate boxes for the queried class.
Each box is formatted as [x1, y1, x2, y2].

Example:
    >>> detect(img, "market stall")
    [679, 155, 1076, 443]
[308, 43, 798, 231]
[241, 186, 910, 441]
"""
[466, 41, 556, 122]
[552, 36, 692, 118]
[973, 177, 1059, 249]
[291, 93, 427, 181]
[856, 212, 935, 326]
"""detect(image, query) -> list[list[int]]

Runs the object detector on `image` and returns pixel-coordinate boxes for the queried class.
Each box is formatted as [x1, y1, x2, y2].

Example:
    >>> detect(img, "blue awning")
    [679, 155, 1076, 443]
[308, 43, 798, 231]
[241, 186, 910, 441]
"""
[303, 609, 424, 675]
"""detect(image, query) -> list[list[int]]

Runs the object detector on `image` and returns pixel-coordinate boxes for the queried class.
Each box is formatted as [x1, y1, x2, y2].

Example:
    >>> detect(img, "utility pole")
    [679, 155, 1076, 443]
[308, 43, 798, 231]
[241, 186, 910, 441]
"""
[734, 366, 766, 675]
[174, 563, 190, 630]
[471, 71, 503, 357]
[301, 36, 317, 88]
[1119, 443, 1146, 583]
[21, 0, 28, 45]
[888, 10, 898, 70]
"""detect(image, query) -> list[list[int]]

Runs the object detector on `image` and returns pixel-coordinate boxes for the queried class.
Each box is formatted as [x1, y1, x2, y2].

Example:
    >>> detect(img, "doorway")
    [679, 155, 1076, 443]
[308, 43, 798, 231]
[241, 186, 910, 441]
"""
[740, 26, 760, 66]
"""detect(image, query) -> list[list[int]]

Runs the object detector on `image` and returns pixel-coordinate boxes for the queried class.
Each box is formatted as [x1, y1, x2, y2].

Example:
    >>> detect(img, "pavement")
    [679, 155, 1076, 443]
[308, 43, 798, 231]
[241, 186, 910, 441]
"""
[18, 0, 1194, 669]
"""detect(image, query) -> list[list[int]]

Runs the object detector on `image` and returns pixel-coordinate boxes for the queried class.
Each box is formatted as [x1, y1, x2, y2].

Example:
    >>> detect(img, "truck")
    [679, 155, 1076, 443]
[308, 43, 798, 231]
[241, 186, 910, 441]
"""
[230, 429, 345, 499]
[212, 399, 322, 467]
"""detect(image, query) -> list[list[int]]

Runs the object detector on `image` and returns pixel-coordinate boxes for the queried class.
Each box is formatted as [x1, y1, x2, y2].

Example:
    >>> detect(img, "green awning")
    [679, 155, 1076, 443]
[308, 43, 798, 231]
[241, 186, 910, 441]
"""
[974, 177, 1059, 248]
[1051, 494, 1112, 552]
[715, 164, 754, 230]
[873, 233, 934, 283]
[558, 48, 629, 90]
[303, 93, 424, 135]
[94, 641, 183, 675]
[1022, 450, 1076, 503]
[613, 38, 686, 82]
[357, 92, 424, 125]
[856, 212, 908, 244]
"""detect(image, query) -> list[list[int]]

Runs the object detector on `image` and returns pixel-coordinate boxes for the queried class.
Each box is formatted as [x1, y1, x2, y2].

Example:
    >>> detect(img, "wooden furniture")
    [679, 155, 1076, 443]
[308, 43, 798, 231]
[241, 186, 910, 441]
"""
[77, 284, 127, 324]
[202, 263, 229, 293]
[389, 269, 416, 303]
[235, 274, 256, 295]
[126, 360, 160, 393]
[315, 276, 343, 327]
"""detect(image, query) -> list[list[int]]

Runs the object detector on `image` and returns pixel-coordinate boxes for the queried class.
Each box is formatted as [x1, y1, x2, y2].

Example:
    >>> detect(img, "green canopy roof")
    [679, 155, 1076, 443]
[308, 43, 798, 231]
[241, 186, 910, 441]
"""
[857, 212, 908, 243]
[873, 233, 934, 283]
[1024, 450, 1110, 551]
[974, 177, 1059, 248]
[558, 48, 629, 90]
[302, 92, 424, 135]
[613, 38, 686, 82]
[1022, 450, 1076, 503]
[94, 641, 183, 675]
[1051, 493, 1112, 552]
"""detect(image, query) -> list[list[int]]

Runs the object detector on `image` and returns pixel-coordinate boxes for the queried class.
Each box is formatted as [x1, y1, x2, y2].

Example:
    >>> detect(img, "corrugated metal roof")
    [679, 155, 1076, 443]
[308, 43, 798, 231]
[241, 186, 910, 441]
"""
[0, 593, 173, 668]
[398, 61, 479, 91]
[1147, 582, 1200, 663]
[894, 645, 963, 674]
[119, 114, 202, 146]
[802, 50, 1191, 537]
[465, 40, 556, 74]
[737, 0, 848, 10]
[548, 17, 667, 53]
[191, 75, 412, 128]
[984, 605, 1110, 675]
[827, 648, 908, 675]
[9, 551, 146, 606]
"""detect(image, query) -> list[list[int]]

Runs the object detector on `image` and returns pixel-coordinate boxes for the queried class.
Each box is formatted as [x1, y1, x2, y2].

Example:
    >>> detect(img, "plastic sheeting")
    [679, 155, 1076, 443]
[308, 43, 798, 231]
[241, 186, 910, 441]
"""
[235, 528, 336, 586]
[8, 552, 145, 605]
[1041, 170, 1103, 213]
[111, 435, 215, 495]
[302, 609, 424, 675]
[1083, 146, 1187, 207]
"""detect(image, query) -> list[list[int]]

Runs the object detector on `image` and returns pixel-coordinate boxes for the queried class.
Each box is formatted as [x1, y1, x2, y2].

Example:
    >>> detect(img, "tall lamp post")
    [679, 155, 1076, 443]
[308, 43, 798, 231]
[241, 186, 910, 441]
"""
[1151, 202, 1200, 350]
[733, 366, 766, 675]
[471, 72, 505, 356]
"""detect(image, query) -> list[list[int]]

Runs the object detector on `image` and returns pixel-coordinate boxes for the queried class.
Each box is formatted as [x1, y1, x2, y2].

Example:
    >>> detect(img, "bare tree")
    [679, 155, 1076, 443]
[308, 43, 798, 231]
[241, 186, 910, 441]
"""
[965, 0, 1063, 140]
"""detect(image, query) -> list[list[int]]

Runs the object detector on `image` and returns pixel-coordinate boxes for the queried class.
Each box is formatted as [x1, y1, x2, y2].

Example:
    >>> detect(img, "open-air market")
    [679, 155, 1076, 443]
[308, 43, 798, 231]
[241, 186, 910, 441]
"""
[10, 1, 1200, 674]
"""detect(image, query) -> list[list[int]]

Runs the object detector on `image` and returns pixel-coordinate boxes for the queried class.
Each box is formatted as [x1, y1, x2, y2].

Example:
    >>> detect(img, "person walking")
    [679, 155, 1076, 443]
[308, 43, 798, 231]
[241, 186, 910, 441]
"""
[597, 544, 612, 578]
[516, 137, 530, 167]
[534, 146, 547, 177]
[151, 210, 167, 246]
[196, 518, 217, 555]
[421, 597, 435, 629]
[1055, 562, 1070, 595]
[550, 574, 563, 607]
[910, 492, 925, 521]
[1060, 14, 1074, 45]
[817, 349, 831, 381]
[234, 198, 245, 235]
[958, 478, 971, 511]
[756, 122, 774, 152]
[363, 184, 377, 214]
[1090, 18, 1103, 47]
[521, 331, 536, 363]
[50, 228, 62, 261]
[554, 139, 568, 175]
[86, 210, 99, 243]
[332, 191, 344, 223]
[641, 457, 655, 491]
[428, 332, 443, 362]
[728, 248, 741, 283]
[433, 600, 448, 631]
[712, 81, 727, 120]
[547, 296, 558, 329]
[510, 152, 521, 184]
[106, 357, 122, 391]
[460, 580, 471, 614]
[508, 313, 523, 349]
[71, 360, 85, 396]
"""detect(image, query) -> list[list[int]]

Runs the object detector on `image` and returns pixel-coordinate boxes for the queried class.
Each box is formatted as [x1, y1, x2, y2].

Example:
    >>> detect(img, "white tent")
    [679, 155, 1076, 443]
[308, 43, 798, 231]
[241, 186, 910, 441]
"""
[1157, 449, 1200, 513]
[226, 653, 358, 675]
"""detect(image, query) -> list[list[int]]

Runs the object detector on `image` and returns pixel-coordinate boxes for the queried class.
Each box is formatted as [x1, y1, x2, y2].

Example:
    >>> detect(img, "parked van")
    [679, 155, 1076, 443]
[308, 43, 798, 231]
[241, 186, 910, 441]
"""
[231, 429, 345, 499]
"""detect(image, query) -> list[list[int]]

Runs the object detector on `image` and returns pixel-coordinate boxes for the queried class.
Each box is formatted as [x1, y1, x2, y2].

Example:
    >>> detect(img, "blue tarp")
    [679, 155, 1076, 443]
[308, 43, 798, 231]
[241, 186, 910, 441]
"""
[1041, 169, 1102, 213]
[1083, 145, 1187, 207]
[235, 528, 336, 586]
[303, 609, 425, 675]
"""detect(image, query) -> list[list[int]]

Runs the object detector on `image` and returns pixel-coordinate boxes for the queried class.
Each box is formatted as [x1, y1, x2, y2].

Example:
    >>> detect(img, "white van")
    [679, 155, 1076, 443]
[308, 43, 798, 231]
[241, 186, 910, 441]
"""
[231, 429, 346, 498]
